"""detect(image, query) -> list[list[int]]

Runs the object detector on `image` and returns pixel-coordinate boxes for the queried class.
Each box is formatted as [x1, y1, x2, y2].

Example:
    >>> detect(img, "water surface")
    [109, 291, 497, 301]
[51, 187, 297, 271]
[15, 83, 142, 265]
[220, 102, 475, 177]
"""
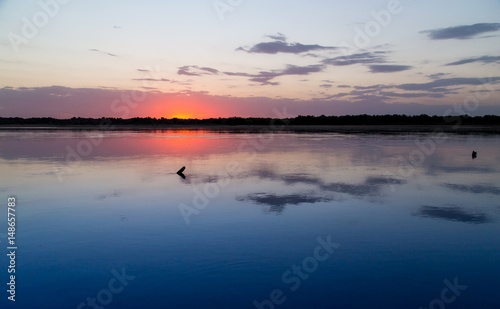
[1, 130, 499, 308]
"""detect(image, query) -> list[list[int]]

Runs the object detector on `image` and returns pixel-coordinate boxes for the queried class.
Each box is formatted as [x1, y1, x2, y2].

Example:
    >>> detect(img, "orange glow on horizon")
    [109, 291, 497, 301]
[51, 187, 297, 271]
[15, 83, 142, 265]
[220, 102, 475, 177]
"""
[148, 95, 225, 119]
[169, 113, 194, 120]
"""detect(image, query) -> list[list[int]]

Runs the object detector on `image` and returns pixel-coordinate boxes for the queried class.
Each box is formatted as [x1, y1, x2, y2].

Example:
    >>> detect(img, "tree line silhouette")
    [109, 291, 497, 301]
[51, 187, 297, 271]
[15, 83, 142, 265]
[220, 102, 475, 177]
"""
[0, 114, 499, 127]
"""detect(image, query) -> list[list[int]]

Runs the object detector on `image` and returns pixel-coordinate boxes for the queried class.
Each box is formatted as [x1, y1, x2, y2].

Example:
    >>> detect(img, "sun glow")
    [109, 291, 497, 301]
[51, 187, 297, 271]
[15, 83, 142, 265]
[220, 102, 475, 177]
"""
[149, 97, 209, 119]
[148, 94, 226, 119]
[170, 113, 194, 119]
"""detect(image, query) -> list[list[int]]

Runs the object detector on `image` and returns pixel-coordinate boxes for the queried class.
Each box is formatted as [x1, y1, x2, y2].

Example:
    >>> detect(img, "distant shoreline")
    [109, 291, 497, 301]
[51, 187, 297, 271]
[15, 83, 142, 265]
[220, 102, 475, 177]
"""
[1, 124, 500, 134]
[2, 115, 499, 134]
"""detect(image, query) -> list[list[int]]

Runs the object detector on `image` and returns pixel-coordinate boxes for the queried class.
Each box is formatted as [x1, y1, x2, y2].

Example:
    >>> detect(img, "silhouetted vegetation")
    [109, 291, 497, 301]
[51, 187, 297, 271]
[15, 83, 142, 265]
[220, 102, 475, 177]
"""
[0, 114, 499, 127]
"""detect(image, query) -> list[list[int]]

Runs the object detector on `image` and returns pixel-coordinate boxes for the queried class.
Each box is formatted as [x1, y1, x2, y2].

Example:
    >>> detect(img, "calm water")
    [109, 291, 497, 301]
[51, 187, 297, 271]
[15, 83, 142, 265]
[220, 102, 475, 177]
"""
[1, 129, 500, 309]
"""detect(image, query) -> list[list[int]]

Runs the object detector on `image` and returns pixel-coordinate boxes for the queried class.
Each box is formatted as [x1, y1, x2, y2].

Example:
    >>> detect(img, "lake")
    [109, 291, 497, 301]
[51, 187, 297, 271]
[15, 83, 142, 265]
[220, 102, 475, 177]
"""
[1, 129, 499, 309]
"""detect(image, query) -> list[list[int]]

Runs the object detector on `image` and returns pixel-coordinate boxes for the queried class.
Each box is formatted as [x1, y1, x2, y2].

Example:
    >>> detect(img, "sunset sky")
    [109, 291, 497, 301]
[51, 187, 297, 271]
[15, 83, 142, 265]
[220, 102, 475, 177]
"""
[1, 0, 499, 118]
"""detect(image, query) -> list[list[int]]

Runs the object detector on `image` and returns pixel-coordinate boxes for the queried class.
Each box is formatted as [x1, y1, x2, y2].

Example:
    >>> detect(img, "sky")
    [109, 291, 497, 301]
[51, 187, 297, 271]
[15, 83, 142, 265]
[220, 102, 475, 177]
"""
[0, 0, 499, 119]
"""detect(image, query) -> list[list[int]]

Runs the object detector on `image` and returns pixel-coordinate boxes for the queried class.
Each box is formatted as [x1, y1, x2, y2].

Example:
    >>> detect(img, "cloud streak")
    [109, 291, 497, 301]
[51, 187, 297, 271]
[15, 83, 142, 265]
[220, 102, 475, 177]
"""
[237, 35, 337, 54]
[132, 78, 170, 82]
[265, 33, 287, 42]
[322, 52, 386, 66]
[177, 65, 220, 76]
[324, 74, 500, 100]
[420, 23, 500, 40]
[223, 64, 325, 85]
[368, 65, 413, 73]
[89, 49, 117, 57]
[446, 55, 500, 66]
[396, 76, 500, 92]
[322, 51, 412, 73]
[178, 40, 412, 87]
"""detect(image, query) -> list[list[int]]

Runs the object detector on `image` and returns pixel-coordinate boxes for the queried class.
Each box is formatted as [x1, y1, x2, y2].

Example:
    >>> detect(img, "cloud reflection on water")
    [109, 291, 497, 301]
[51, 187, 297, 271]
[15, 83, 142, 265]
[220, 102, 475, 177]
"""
[442, 183, 500, 195]
[236, 192, 336, 214]
[249, 168, 406, 197]
[2, 130, 500, 222]
[236, 168, 407, 213]
[427, 165, 496, 175]
[414, 205, 492, 224]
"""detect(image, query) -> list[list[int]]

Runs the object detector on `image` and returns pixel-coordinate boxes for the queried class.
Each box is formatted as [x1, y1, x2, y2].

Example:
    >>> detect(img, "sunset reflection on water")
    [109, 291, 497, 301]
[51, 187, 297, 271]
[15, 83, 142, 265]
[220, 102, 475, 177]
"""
[1, 129, 499, 308]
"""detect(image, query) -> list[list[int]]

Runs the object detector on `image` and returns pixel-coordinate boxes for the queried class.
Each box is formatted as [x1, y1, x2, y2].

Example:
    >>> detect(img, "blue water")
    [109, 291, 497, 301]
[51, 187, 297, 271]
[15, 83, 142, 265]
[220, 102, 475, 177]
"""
[1, 130, 499, 308]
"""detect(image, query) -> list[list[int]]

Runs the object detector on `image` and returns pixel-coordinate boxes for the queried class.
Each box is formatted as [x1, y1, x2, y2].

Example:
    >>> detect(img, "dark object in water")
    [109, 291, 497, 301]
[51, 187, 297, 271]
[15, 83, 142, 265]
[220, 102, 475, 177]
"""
[472, 151, 477, 159]
[177, 166, 186, 179]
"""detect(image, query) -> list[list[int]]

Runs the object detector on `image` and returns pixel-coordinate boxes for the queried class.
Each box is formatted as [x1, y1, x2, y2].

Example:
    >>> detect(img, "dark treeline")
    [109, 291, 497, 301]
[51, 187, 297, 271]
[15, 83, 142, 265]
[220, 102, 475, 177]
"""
[1, 114, 499, 126]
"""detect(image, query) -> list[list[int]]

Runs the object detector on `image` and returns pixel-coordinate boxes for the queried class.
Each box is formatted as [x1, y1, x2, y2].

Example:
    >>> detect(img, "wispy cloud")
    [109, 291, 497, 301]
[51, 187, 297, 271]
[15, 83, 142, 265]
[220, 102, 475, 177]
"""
[89, 49, 117, 57]
[265, 32, 287, 42]
[427, 73, 451, 80]
[322, 52, 386, 66]
[182, 39, 408, 87]
[379, 91, 444, 98]
[322, 51, 411, 73]
[251, 64, 324, 85]
[237, 35, 337, 54]
[327, 75, 498, 99]
[420, 23, 500, 40]
[132, 78, 170, 82]
[219, 64, 325, 85]
[177, 65, 220, 76]
[396, 76, 500, 92]
[177, 64, 324, 85]
[446, 55, 500, 66]
[369, 64, 412, 73]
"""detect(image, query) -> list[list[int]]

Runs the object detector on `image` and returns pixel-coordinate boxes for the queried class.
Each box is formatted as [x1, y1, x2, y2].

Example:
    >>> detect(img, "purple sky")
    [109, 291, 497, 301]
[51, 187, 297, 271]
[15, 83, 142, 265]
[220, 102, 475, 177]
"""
[1, 0, 499, 118]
